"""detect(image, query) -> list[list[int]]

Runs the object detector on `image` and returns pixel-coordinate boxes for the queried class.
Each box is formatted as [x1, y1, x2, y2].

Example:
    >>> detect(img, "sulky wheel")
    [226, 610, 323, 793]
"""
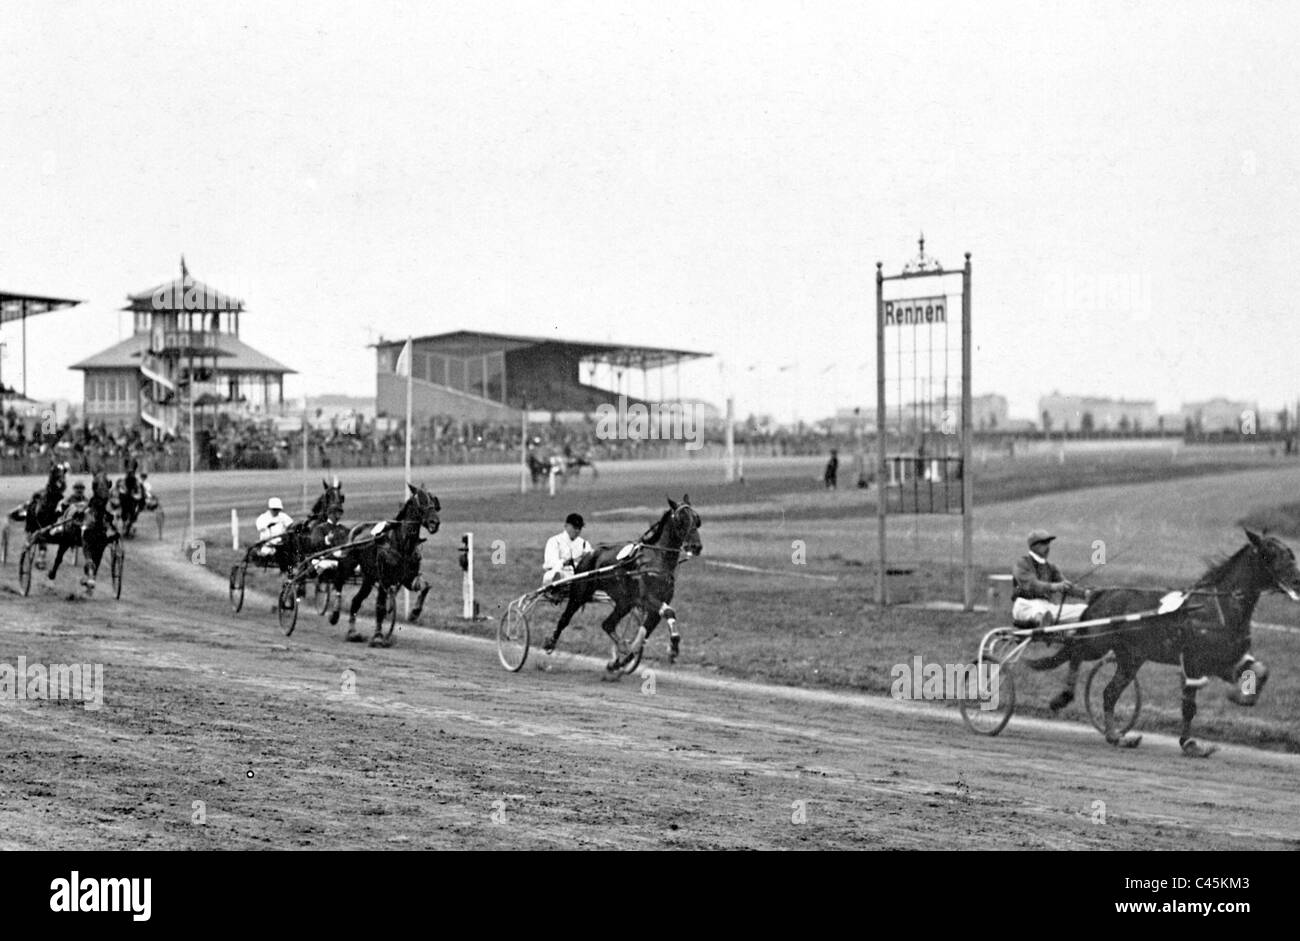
[110, 542, 124, 599]
[1084, 653, 1142, 736]
[229, 563, 247, 612]
[959, 654, 1016, 736]
[278, 580, 300, 636]
[497, 597, 531, 672]
[19, 545, 34, 596]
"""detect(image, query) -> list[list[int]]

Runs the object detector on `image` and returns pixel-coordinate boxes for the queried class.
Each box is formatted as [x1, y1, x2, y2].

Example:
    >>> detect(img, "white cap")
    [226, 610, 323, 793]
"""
[332, 476, 340, 488]
[267, 497, 284, 510]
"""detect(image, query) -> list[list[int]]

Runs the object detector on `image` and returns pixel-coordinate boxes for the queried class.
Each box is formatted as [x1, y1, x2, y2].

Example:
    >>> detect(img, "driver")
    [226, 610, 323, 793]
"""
[256, 497, 295, 574]
[58, 482, 89, 523]
[1012, 529, 1091, 627]
[543, 512, 592, 600]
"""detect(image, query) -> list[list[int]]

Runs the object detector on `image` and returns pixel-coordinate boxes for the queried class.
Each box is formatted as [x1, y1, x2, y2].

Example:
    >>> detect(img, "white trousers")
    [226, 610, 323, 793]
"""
[1012, 597, 1088, 625]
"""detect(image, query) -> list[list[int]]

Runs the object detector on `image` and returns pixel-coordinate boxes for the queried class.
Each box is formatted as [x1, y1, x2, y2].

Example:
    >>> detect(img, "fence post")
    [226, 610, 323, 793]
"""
[461, 532, 474, 619]
[231, 508, 239, 550]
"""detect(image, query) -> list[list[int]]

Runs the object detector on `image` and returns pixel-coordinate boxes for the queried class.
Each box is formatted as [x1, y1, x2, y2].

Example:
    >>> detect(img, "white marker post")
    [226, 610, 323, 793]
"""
[548, 466, 556, 497]
[462, 532, 474, 619]
[231, 509, 239, 550]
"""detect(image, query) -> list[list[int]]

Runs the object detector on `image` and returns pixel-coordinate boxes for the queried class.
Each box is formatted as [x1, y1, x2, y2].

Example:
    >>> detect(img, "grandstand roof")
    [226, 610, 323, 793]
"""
[375, 330, 710, 370]
[70, 333, 295, 374]
[1, 290, 83, 325]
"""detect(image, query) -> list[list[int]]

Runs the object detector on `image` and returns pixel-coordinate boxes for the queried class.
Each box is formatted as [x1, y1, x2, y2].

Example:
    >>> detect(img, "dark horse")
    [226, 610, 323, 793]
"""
[1026, 530, 1300, 757]
[114, 460, 144, 538]
[46, 471, 117, 591]
[327, 484, 441, 646]
[544, 495, 702, 672]
[25, 462, 68, 568]
[285, 478, 348, 563]
[78, 472, 120, 594]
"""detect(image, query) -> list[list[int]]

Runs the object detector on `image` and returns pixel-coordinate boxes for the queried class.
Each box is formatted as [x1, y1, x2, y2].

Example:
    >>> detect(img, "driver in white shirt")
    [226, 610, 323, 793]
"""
[543, 512, 592, 598]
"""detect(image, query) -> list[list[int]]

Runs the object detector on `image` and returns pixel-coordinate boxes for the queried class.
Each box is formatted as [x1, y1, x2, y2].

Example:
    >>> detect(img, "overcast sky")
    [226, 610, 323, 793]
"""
[2, 0, 1296, 423]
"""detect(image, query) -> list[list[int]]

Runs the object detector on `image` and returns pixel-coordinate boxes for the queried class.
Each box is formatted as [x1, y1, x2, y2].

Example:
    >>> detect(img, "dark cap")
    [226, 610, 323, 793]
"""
[1027, 529, 1056, 548]
[565, 513, 585, 529]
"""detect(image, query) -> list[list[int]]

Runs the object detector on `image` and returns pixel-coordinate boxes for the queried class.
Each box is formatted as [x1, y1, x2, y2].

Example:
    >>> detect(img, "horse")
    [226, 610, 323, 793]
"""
[285, 478, 347, 560]
[114, 460, 144, 538]
[1025, 529, 1300, 757]
[543, 495, 702, 672]
[326, 483, 441, 646]
[45, 471, 116, 590]
[78, 472, 120, 594]
[25, 462, 67, 568]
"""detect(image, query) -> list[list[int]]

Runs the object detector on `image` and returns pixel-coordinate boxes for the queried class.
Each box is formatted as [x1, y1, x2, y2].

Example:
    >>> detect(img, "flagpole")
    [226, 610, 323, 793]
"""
[520, 399, 529, 494]
[403, 336, 413, 620]
[404, 335, 412, 493]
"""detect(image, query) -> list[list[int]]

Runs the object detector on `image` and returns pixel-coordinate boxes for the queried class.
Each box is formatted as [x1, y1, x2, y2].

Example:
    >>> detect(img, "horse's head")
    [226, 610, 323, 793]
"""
[401, 483, 441, 535]
[1245, 529, 1300, 601]
[319, 477, 345, 516]
[666, 494, 703, 557]
[92, 471, 113, 502]
[47, 462, 67, 496]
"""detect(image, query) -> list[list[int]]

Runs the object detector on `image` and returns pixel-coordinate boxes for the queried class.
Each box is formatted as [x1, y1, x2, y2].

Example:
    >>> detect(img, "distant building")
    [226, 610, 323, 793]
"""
[373, 330, 709, 425]
[829, 394, 1008, 434]
[1180, 398, 1258, 433]
[1038, 392, 1157, 433]
[71, 262, 294, 435]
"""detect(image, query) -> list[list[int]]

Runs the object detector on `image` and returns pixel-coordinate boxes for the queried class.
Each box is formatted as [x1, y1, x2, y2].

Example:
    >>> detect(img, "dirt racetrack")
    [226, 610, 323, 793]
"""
[1, 459, 1298, 850]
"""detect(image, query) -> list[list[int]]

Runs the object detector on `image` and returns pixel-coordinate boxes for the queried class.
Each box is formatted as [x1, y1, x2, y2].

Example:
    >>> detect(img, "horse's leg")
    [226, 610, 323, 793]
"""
[544, 588, 586, 653]
[1226, 654, 1268, 706]
[328, 558, 353, 625]
[370, 582, 389, 646]
[346, 572, 375, 642]
[652, 600, 684, 662]
[1178, 678, 1217, 758]
[600, 600, 640, 671]
[1048, 653, 1081, 713]
[49, 541, 68, 579]
[407, 574, 431, 621]
[1102, 655, 1143, 748]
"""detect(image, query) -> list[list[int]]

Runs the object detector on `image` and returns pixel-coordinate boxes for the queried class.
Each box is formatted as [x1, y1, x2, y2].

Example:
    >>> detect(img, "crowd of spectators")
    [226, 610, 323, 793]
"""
[1, 406, 863, 476]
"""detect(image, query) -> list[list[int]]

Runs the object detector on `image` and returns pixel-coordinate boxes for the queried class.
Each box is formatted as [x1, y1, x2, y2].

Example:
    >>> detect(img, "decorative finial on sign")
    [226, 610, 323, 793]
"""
[903, 232, 942, 274]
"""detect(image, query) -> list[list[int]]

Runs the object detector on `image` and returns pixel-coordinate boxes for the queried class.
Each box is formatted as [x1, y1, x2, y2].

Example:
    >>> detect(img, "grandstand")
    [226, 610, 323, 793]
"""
[373, 331, 711, 423]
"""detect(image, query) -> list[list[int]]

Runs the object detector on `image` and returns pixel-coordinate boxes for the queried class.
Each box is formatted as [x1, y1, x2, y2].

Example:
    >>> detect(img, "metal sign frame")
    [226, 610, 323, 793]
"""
[875, 246, 973, 609]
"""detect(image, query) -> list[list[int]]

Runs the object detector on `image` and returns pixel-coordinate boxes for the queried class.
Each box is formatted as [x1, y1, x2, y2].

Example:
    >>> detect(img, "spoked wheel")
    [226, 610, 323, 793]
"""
[1085, 653, 1142, 736]
[959, 654, 1016, 736]
[110, 542, 124, 599]
[608, 607, 647, 675]
[229, 563, 247, 612]
[497, 596, 533, 672]
[314, 576, 333, 615]
[278, 580, 300, 636]
[18, 545, 34, 596]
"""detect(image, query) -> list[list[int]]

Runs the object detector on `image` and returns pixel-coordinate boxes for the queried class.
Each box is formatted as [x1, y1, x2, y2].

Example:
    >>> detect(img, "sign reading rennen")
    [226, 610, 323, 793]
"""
[883, 296, 946, 326]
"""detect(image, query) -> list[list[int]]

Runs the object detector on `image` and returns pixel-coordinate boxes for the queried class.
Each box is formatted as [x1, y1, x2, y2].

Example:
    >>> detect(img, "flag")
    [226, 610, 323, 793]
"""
[394, 339, 412, 377]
